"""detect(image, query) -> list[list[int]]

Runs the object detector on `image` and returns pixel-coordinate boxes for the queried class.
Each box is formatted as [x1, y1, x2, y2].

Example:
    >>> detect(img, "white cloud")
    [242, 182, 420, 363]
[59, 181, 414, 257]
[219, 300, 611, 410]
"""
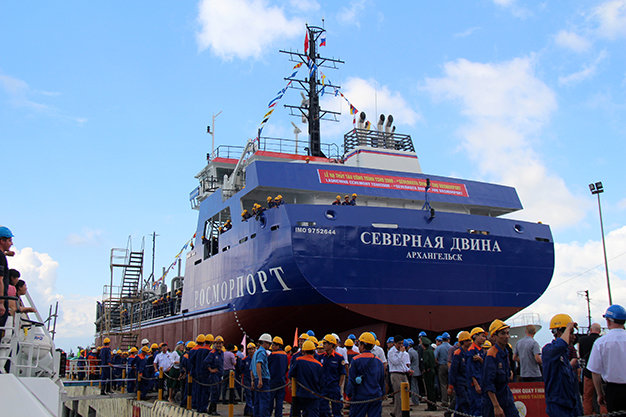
[196, 0, 304, 60]
[289, 0, 320, 12]
[511, 225, 626, 343]
[423, 57, 587, 229]
[558, 50, 608, 85]
[491, 0, 531, 18]
[618, 198, 626, 210]
[9, 248, 96, 345]
[454, 27, 480, 38]
[320, 77, 421, 138]
[554, 30, 591, 53]
[337, 0, 367, 27]
[66, 227, 104, 246]
[592, 0, 626, 40]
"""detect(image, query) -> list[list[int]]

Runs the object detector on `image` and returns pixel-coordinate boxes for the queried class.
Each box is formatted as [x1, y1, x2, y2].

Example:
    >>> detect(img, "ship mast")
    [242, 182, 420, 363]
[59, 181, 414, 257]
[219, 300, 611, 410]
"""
[280, 25, 344, 157]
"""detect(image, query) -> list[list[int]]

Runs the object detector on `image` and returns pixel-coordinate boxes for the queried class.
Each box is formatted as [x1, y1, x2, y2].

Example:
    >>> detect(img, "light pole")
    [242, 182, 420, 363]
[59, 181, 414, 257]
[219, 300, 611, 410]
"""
[589, 181, 612, 305]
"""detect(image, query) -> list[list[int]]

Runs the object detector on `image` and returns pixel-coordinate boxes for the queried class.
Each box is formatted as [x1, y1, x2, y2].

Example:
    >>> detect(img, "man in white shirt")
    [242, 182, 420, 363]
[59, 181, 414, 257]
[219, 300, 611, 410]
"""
[388, 335, 411, 417]
[588, 304, 626, 414]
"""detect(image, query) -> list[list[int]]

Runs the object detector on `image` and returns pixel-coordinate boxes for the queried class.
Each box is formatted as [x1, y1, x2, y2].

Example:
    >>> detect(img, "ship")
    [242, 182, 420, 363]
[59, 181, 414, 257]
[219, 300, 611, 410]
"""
[96, 25, 555, 347]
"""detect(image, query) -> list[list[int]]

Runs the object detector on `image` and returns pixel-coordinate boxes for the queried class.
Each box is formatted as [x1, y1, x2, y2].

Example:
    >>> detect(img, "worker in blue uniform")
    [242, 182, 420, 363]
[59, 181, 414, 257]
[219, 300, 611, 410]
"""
[542, 314, 583, 417]
[319, 334, 346, 417]
[253, 333, 273, 417]
[467, 327, 487, 416]
[448, 331, 472, 416]
[190, 334, 208, 410]
[242, 343, 257, 416]
[482, 319, 519, 417]
[144, 343, 158, 392]
[180, 341, 195, 408]
[136, 346, 149, 400]
[111, 349, 125, 391]
[205, 335, 225, 415]
[99, 337, 112, 395]
[345, 332, 385, 417]
[269, 336, 289, 417]
[127, 347, 138, 393]
[289, 339, 323, 417]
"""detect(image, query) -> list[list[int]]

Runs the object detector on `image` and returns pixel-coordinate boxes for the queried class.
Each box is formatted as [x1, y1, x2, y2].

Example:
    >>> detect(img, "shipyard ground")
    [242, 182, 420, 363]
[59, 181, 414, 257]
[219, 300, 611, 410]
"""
[64, 386, 449, 417]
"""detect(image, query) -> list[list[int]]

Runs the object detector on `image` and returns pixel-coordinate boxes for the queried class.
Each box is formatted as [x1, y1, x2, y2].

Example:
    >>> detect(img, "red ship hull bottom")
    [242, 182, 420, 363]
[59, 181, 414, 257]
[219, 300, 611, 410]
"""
[98, 303, 520, 348]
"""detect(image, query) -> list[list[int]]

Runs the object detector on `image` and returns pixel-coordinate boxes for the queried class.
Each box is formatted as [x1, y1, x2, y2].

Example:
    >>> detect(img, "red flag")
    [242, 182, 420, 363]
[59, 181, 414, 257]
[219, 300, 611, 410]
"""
[293, 327, 299, 349]
[304, 32, 309, 55]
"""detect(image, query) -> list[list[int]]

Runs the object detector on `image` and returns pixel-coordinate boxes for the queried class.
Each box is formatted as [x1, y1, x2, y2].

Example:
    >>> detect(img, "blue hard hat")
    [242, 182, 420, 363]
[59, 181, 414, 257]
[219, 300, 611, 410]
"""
[442, 332, 450, 339]
[386, 337, 395, 343]
[403, 339, 410, 347]
[418, 331, 427, 337]
[347, 334, 356, 340]
[176, 340, 184, 345]
[0, 226, 13, 238]
[407, 338, 414, 345]
[307, 330, 315, 337]
[603, 304, 626, 321]
[436, 336, 443, 341]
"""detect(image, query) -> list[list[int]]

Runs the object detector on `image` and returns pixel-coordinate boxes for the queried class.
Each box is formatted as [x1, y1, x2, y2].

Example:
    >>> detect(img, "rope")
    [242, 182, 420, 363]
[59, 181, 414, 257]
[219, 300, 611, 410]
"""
[193, 375, 229, 387]
[234, 378, 290, 393]
[295, 381, 400, 405]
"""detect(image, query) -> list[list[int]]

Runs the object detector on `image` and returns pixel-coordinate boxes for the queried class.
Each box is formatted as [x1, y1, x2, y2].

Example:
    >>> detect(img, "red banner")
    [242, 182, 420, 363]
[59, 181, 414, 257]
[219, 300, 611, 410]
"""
[317, 169, 469, 197]
[509, 382, 548, 417]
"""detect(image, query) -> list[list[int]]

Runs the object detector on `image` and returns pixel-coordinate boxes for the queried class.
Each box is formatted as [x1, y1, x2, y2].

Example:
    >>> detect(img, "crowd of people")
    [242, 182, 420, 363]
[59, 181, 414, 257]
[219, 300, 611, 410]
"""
[73, 307, 626, 417]
[332, 193, 357, 206]
[241, 195, 285, 222]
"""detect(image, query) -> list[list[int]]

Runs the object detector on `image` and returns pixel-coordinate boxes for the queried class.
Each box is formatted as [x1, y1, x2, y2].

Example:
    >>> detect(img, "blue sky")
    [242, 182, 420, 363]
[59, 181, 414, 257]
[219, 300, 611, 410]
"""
[2, 0, 625, 351]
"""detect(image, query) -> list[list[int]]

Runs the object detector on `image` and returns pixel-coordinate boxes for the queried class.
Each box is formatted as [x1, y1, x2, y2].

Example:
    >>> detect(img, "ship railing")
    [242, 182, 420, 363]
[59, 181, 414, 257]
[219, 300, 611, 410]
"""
[258, 136, 342, 160]
[343, 128, 415, 154]
[0, 293, 61, 381]
[208, 145, 246, 162]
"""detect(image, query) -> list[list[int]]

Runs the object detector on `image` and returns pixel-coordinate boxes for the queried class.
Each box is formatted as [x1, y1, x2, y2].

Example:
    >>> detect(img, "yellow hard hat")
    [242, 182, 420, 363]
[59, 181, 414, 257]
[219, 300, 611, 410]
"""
[272, 336, 284, 345]
[242, 210, 248, 215]
[247, 342, 256, 349]
[344, 195, 349, 198]
[458, 331, 471, 342]
[323, 334, 337, 345]
[302, 340, 316, 351]
[317, 341, 324, 348]
[308, 336, 318, 344]
[336, 195, 341, 200]
[267, 196, 272, 201]
[150, 343, 159, 349]
[141, 346, 150, 353]
[299, 333, 309, 340]
[214, 335, 224, 342]
[205, 334, 215, 342]
[186, 341, 196, 348]
[233, 346, 238, 352]
[483, 340, 492, 348]
[358, 332, 376, 345]
[470, 327, 486, 338]
[276, 195, 283, 200]
[550, 313, 574, 329]
[103, 337, 111, 344]
[345, 339, 354, 347]
[130, 347, 138, 353]
[352, 193, 357, 197]
[285, 345, 292, 352]
[196, 334, 206, 343]
[375, 340, 380, 346]
[489, 319, 510, 336]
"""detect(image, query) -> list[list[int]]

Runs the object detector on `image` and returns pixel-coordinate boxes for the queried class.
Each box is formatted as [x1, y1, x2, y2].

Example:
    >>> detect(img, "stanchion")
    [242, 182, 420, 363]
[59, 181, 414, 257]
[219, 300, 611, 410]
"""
[121, 369, 126, 394]
[229, 370, 235, 417]
[137, 374, 142, 401]
[400, 381, 410, 417]
[158, 367, 164, 401]
[186, 374, 193, 410]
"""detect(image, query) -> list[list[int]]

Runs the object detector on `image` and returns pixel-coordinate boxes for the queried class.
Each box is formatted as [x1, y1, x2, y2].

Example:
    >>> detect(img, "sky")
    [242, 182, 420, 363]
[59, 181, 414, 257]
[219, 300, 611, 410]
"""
[1, 0, 626, 352]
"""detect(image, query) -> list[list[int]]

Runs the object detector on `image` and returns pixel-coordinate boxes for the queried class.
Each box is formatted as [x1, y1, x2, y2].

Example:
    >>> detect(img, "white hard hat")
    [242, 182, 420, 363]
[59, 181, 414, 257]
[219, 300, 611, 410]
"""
[141, 338, 149, 345]
[258, 333, 272, 343]
[332, 333, 340, 342]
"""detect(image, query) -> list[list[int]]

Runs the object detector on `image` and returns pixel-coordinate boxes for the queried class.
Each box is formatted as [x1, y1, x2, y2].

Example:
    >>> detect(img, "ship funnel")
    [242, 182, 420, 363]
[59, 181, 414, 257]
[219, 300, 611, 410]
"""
[357, 112, 366, 129]
[385, 114, 394, 133]
[377, 114, 385, 131]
